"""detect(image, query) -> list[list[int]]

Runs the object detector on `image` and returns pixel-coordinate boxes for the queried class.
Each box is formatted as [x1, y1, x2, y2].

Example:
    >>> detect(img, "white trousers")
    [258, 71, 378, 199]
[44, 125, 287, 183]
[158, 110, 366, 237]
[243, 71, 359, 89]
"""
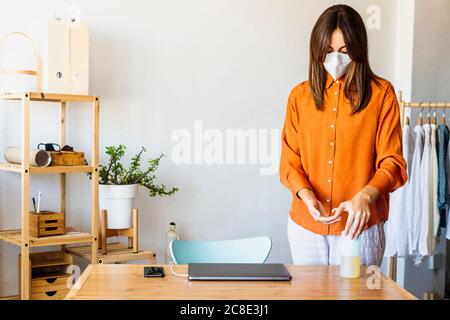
[287, 217, 385, 266]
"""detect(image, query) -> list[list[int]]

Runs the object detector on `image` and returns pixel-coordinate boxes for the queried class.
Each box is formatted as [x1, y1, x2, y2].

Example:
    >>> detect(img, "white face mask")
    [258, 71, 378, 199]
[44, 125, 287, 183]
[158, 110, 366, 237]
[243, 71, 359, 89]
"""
[323, 52, 351, 80]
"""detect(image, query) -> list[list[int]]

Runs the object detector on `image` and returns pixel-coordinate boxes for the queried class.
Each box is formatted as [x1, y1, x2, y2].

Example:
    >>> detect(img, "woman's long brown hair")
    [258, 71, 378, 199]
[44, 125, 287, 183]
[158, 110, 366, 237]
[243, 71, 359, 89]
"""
[309, 4, 379, 112]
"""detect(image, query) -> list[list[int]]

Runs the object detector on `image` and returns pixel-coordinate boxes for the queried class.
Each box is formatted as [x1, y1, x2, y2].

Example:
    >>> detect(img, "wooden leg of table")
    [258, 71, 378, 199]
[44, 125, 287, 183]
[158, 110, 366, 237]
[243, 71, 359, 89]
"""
[132, 209, 138, 253]
[101, 209, 107, 255]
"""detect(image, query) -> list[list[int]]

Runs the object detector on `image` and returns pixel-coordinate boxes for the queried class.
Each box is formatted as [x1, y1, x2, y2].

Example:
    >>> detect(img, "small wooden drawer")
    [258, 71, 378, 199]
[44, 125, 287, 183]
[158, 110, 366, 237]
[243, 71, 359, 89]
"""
[30, 211, 65, 237]
[31, 289, 69, 300]
[32, 274, 70, 294]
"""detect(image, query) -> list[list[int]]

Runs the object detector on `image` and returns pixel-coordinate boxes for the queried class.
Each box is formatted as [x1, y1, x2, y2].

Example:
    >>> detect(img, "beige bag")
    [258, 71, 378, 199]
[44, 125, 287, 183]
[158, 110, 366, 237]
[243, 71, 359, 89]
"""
[0, 32, 41, 93]
[48, 16, 89, 95]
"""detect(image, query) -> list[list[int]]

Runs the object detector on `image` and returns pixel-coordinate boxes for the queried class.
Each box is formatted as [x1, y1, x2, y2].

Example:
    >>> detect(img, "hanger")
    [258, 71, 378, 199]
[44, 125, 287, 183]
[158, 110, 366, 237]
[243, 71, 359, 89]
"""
[432, 111, 437, 125]
[441, 109, 446, 125]
[418, 103, 423, 125]
[404, 105, 410, 125]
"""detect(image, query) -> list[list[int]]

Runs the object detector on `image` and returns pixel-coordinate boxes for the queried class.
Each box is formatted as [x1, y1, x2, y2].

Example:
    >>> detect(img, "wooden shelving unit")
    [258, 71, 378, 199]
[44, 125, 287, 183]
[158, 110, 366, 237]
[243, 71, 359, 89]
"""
[0, 92, 100, 300]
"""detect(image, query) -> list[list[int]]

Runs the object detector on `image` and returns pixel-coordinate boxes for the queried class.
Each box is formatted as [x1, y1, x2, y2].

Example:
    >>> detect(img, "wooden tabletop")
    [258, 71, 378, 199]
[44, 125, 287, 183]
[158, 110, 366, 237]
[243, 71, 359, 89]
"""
[65, 264, 416, 300]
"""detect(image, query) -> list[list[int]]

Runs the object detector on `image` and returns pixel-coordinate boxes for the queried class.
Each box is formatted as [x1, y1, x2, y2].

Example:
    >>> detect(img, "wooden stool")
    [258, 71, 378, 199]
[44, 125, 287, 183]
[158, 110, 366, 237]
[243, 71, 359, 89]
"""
[99, 208, 138, 255]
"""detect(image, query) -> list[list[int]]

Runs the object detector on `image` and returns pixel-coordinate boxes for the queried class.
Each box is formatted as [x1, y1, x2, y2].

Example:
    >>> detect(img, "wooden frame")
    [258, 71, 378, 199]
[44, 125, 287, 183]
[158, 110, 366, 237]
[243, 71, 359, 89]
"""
[100, 209, 138, 255]
[0, 92, 100, 299]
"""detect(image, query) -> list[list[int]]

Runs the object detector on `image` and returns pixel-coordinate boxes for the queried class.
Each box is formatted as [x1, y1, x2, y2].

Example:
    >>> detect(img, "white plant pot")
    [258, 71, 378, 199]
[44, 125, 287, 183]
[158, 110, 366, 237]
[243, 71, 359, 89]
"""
[99, 184, 138, 229]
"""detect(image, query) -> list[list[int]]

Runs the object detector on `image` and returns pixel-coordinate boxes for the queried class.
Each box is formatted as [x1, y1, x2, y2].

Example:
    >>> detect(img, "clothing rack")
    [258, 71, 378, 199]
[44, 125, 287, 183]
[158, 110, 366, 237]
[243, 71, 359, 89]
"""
[399, 91, 450, 127]
[389, 91, 450, 284]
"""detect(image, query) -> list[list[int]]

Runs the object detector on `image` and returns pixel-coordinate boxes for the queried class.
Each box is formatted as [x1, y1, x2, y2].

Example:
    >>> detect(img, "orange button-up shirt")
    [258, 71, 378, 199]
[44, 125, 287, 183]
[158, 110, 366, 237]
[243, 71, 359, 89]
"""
[280, 73, 407, 235]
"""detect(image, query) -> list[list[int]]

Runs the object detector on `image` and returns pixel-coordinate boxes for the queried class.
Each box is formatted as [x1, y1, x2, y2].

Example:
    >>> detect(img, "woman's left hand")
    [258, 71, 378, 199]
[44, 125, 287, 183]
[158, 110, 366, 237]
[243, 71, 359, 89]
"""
[332, 185, 380, 240]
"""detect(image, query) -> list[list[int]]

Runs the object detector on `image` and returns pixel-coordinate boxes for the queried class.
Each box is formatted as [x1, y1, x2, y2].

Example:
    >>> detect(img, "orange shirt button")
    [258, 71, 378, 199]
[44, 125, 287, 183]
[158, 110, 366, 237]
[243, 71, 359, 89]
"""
[330, 142, 334, 146]
[332, 107, 337, 111]
[331, 124, 334, 128]
[328, 160, 332, 164]
[326, 199, 330, 203]
[327, 179, 331, 183]
[334, 91, 338, 95]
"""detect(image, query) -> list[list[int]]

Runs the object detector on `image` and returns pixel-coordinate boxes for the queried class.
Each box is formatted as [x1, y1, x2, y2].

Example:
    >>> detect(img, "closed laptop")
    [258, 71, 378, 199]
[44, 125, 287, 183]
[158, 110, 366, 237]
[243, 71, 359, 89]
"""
[188, 263, 292, 281]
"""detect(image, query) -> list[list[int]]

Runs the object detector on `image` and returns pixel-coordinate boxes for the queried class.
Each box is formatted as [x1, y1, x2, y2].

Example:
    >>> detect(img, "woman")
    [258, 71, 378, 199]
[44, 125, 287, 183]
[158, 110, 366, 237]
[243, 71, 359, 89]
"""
[280, 4, 407, 266]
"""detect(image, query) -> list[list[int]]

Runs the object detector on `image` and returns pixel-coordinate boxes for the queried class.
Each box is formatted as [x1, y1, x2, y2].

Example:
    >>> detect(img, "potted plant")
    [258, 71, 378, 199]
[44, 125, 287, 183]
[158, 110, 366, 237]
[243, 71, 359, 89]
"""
[98, 145, 178, 229]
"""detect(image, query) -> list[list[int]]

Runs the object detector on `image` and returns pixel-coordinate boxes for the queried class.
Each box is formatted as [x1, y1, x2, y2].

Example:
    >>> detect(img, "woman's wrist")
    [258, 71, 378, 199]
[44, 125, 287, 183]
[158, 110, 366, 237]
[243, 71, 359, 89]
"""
[356, 185, 379, 204]
[297, 188, 316, 202]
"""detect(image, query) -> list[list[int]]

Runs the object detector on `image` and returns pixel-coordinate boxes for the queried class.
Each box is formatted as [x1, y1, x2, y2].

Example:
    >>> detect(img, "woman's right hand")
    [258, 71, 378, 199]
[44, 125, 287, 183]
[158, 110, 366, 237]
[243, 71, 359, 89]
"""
[297, 188, 342, 224]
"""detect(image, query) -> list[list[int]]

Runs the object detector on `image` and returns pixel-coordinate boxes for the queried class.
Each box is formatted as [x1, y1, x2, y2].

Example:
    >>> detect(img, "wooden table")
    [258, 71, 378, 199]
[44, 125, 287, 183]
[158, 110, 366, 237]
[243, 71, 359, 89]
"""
[65, 264, 416, 300]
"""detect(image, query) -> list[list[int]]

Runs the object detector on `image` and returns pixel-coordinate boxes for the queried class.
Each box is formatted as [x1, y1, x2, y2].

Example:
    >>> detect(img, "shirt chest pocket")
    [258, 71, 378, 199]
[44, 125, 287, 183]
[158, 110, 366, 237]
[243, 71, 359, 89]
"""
[297, 110, 329, 163]
[336, 106, 379, 155]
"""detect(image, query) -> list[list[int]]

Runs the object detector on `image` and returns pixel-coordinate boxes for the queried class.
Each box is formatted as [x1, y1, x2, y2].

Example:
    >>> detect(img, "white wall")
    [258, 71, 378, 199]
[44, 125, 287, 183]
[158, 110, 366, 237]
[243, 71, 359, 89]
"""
[0, 0, 401, 296]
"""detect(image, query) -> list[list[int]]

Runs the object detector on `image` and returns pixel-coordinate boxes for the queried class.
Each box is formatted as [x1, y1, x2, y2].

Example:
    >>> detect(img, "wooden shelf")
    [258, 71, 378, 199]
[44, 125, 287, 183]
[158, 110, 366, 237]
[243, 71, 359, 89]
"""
[0, 92, 97, 102]
[0, 163, 21, 173]
[31, 259, 72, 268]
[0, 163, 94, 174]
[0, 90, 100, 299]
[0, 229, 94, 247]
[0, 295, 19, 300]
[32, 272, 70, 280]
[66, 242, 156, 264]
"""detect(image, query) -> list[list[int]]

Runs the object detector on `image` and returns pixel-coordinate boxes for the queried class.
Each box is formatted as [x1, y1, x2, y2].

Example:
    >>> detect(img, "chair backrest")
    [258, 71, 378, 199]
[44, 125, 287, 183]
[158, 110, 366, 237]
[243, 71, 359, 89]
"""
[169, 236, 272, 264]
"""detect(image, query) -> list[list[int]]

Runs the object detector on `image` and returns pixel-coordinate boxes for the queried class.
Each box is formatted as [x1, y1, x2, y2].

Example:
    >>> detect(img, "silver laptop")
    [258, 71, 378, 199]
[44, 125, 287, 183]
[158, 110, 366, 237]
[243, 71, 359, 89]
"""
[188, 263, 292, 281]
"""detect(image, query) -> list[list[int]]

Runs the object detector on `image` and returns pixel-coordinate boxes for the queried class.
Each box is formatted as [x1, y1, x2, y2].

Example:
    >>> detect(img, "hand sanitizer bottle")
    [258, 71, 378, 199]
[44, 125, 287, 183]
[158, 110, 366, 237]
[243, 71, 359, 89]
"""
[340, 231, 361, 278]
[165, 222, 179, 264]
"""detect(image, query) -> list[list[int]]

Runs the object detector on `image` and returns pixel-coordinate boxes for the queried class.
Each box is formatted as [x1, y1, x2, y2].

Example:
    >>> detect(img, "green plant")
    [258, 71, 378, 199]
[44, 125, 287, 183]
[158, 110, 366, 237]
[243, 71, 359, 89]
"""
[98, 145, 178, 197]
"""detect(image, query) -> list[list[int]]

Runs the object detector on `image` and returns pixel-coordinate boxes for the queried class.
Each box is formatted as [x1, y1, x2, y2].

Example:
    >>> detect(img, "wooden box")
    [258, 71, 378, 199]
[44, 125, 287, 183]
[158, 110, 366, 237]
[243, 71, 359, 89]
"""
[30, 211, 65, 237]
[31, 274, 70, 300]
[49, 151, 85, 166]
[19, 251, 73, 300]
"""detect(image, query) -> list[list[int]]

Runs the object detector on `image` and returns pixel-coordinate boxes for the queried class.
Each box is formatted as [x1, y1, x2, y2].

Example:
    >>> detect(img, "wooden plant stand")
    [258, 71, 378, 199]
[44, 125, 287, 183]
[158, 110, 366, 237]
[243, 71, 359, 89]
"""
[0, 92, 100, 300]
[100, 209, 138, 255]
[66, 209, 156, 264]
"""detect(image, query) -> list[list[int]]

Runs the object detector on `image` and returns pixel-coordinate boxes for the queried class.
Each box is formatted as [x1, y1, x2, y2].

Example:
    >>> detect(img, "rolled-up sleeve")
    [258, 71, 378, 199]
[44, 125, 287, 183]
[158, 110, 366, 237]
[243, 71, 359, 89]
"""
[368, 85, 407, 195]
[279, 90, 312, 196]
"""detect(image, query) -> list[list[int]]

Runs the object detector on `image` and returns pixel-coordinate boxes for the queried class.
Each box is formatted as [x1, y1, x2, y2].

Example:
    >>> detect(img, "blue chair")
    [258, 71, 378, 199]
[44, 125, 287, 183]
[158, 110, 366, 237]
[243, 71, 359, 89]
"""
[169, 236, 272, 264]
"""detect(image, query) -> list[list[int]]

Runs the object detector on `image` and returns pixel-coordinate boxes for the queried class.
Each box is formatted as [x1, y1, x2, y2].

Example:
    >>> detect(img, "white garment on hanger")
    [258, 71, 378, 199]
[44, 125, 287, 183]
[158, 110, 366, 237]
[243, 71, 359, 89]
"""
[405, 124, 415, 174]
[418, 124, 431, 259]
[385, 124, 414, 257]
[418, 124, 439, 258]
[407, 125, 424, 256]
